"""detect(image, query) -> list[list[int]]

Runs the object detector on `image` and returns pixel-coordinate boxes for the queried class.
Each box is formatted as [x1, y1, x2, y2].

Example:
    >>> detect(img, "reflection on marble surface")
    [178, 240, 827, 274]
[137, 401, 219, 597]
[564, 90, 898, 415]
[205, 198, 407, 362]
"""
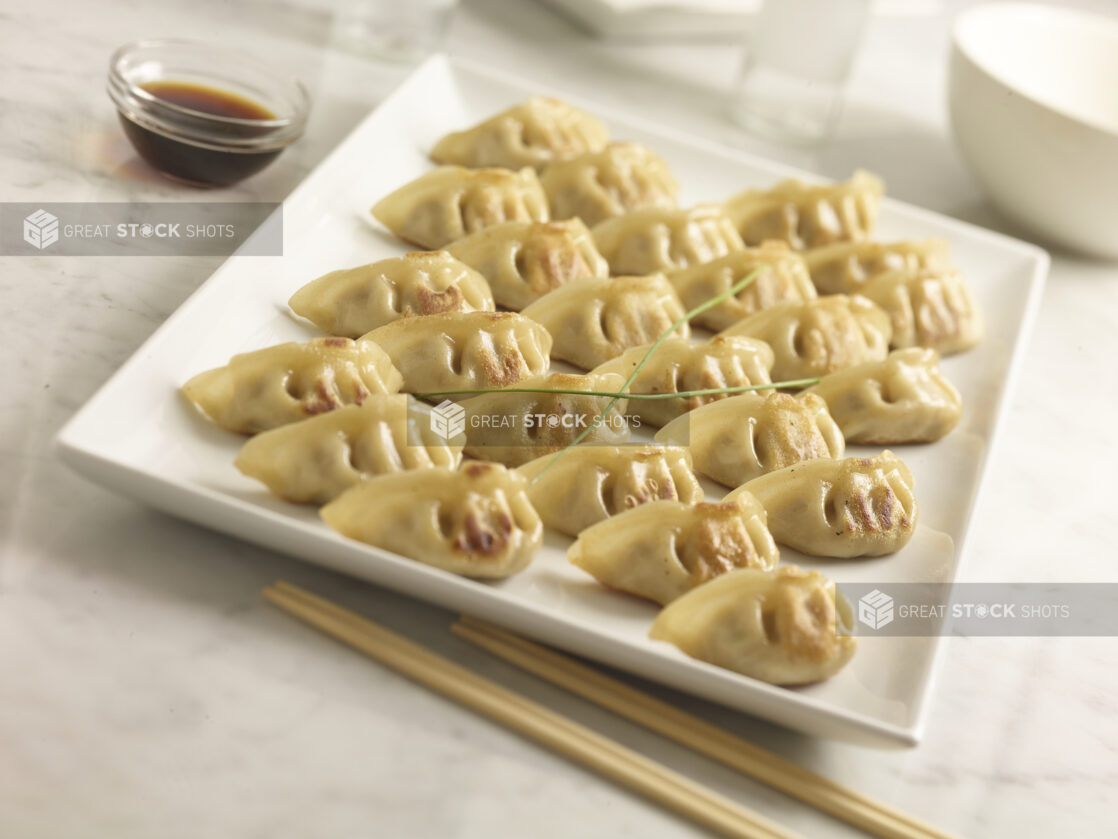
[1, 1, 1116, 837]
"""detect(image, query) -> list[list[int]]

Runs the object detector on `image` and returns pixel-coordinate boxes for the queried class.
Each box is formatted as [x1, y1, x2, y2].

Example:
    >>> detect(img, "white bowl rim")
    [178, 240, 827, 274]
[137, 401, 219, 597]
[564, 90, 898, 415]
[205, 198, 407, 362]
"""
[953, 1, 1118, 140]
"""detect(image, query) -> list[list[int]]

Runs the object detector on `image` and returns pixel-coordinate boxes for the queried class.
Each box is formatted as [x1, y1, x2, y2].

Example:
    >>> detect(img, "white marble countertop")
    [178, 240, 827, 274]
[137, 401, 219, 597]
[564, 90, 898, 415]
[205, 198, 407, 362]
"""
[3, 0, 1117, 836]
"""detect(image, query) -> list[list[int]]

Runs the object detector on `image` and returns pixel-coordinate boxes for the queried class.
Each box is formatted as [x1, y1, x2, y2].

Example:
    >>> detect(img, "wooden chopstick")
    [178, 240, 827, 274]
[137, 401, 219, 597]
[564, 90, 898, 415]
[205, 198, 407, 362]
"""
[263, 581, 802, 839]
[452, 616, 959, 839]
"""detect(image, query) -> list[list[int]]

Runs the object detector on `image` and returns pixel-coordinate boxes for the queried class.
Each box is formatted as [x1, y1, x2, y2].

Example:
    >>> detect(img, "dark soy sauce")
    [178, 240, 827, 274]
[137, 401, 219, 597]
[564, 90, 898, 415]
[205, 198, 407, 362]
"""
[121, 81, 282, 186]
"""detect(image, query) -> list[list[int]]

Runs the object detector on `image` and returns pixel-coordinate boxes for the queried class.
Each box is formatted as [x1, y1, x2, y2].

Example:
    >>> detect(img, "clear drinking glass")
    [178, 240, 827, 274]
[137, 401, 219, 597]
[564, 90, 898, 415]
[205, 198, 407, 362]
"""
[334, 0, 458, 64]
[729, 0, 871, 145]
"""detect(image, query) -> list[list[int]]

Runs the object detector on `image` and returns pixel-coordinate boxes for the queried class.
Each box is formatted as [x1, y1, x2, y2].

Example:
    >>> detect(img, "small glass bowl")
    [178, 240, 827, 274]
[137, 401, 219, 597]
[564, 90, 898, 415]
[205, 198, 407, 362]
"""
[107, 39, 310, 187]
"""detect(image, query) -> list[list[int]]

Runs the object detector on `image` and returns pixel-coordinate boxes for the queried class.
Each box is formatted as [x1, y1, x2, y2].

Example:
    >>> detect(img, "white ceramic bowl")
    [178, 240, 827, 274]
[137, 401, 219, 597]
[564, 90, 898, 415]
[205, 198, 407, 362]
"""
[949, 2, 1118, 259]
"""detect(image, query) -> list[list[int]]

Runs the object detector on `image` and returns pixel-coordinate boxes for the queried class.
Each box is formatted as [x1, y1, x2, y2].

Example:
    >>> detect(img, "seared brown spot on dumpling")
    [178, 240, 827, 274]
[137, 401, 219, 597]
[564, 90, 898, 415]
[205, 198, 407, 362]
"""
[777, 580, 842, 664]
[878, 488, 895, 530]
[752, 392, 837, 471]
[463, 462, 496, 478]
[679, 505, 764, 585]
[525, 227, 595, 293]
[304, 377, 344, 416]
[479, 345, 530, 387]
[455, 506, 514, 556]
[414, 282, 464, 315]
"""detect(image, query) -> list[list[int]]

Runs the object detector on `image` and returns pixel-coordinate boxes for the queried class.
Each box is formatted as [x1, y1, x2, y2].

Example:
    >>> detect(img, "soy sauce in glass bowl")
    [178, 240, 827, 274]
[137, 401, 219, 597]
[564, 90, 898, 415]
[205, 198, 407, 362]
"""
[107, 40, 310, 187]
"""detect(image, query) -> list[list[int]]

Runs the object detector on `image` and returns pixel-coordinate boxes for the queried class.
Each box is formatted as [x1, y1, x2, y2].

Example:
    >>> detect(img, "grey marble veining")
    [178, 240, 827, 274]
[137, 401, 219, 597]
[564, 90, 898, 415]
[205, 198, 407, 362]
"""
[2, 1, 1117, 837]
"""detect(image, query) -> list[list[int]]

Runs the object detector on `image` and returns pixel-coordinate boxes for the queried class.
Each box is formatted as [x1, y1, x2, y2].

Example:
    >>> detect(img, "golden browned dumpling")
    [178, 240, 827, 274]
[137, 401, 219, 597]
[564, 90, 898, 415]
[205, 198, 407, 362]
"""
[520, 274, 688, 370]
[459, 371, 630, 467]
[803, 238, 951, 295]
[182, 337, 403, 435]
[806, 348, 962, 444]
[234, 396, 463, 505]
[724, 170, 884, 250]
[655, 391, 844, 488]
[568, 496, 779, 605]
[445, 219, 608, 310]
[650, 566, 856, 685]
[667, 241, 818, 332]
[362, 311, 551, 399]
[372, 166, 549, 249]
[430, 98, 609, 170]
[541, 142, 679, 227]
[321, 462, 543, 579]
[516, 445, 703, 537]
[858, 268, 983, 355]
[289, 251, 494, 338]
[719, 295, 892, 380]
[592, 205, 744, 275]
[592, 336, 774, 427]
[729, 451, 917, 558]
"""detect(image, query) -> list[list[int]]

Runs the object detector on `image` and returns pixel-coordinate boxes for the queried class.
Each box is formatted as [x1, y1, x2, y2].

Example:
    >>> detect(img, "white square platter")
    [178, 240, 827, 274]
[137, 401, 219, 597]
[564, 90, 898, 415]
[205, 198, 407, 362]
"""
[56, 55, 1049, 747]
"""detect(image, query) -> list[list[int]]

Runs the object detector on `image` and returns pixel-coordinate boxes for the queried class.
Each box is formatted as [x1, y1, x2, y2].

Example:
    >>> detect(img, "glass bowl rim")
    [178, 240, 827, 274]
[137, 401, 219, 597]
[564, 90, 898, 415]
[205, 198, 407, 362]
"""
[107, 38, 310, 149]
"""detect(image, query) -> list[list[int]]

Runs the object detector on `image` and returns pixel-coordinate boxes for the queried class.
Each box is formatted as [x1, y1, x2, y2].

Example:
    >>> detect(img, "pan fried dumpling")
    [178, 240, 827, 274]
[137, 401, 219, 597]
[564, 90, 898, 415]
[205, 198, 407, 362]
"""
[520, 274, 688, 370]
[593, 336, 774, 427]
[235, 396, 462, 505]
[729, 451, 917, 557]
[592, 205, 744, 275]
[459, 371, 630, 467]
[650, 566, 856, 685]
[372, 166, 549, 249]
[445, 219, 608, 310]
[430, 98, 609, 170]
[540, 142, 679, 228]
[725, 170, 884, 250]
[321, 462, 542, 579]
[568, 497, 780, 606]
[363, 311, 551, 399]
[720, 295, 892, 380]
[858, 268, 983, 355]
[182, 337, 403, 435]
[656, 391, 844, 488]
[667, 241, 818, 332]
[289, 251, 495, 338]
[806, 348, 962, 444]
[804, 239, 952, 295]
[517, 445, 703, 537]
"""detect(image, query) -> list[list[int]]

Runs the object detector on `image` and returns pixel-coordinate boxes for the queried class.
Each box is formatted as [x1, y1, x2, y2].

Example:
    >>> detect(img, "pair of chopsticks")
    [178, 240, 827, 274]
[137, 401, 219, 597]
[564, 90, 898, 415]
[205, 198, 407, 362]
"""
[263, 581, 956, 839]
